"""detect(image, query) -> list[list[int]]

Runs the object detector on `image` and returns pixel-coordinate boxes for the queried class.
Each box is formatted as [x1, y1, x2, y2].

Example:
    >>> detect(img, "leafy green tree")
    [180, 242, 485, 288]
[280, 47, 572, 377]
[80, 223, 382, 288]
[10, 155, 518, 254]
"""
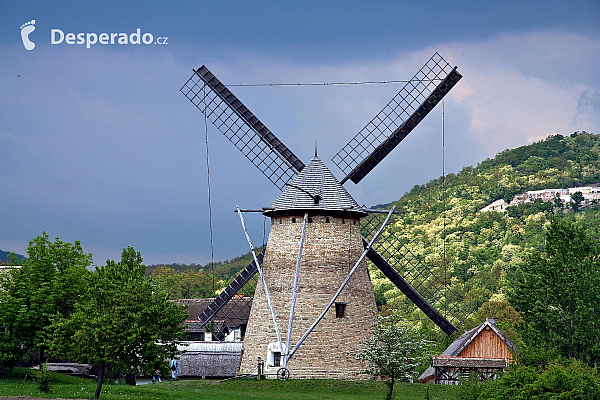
[0, 233, 91, 372]
[509, 219, 600, 365]
[570, 191, 584, 211]
[472, 300, 522, 344]
[553, 194, 564, 213]
[48, 247, 188, 399]
[356, 316, 431, 400]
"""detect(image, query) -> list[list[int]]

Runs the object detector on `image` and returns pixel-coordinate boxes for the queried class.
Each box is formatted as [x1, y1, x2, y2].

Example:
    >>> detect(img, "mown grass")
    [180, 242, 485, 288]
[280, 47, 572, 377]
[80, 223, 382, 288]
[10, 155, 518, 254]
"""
[0, 368, 460, 400]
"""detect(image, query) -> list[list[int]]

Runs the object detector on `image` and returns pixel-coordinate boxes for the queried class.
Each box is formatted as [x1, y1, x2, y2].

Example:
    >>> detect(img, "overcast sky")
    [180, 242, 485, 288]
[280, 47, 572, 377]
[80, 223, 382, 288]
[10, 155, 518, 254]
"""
[1, 0, 599, 266]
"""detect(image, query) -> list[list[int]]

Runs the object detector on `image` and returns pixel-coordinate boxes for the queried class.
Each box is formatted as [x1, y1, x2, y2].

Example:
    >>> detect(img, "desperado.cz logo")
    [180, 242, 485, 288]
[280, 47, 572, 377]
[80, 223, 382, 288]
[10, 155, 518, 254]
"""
[20, 20, 168, 50]
[51, 28, 168, 48]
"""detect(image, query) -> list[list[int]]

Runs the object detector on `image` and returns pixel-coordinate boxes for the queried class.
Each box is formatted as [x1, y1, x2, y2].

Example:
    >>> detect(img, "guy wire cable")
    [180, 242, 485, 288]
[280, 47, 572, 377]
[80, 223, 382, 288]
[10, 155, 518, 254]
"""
[203, 85, 216, 294]
[442, 98, 447, 317]
[225, 78, 443, 87]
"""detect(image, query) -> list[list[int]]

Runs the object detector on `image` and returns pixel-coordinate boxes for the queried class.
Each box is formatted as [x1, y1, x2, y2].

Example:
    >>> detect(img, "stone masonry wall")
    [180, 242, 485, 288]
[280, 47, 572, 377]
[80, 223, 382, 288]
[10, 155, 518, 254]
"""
[239, 214, 377, 379]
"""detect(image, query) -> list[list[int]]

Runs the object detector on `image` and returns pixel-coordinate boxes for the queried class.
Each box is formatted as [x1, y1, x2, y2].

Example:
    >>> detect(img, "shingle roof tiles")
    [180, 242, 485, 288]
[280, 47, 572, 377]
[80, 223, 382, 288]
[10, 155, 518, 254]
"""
[266, 156, 366, 216]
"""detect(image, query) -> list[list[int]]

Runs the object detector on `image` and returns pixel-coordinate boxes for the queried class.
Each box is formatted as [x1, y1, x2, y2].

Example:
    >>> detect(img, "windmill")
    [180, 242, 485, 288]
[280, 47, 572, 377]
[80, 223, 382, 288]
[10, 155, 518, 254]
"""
[180, 52, 471, 379]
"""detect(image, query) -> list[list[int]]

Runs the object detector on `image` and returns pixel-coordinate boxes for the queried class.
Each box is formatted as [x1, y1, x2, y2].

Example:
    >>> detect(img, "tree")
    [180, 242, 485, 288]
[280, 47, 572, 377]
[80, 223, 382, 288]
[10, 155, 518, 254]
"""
[0, 233, 91, 372]
[48, 247, 188, 399]
[508, 219, 600, 365]
[356, 316, 431, 400]
[472, 300, 523, 344]
[553, 194, 563, 214]
[570, 191, 584, 211]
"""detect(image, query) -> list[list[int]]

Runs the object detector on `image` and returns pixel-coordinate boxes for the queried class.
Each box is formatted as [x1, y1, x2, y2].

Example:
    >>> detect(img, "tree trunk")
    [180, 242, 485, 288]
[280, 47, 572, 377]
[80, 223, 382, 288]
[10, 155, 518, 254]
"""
[94, 360, 106, 399]
[39, 346, 45, 369]
[387, 373, 395, 400]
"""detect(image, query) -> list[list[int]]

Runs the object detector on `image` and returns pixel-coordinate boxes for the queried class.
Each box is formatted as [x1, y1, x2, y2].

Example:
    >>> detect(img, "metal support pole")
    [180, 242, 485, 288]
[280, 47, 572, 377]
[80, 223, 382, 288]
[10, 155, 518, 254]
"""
[287, 207, 395, 361]
[236, 206, 284, 357]
[257, 357, 264, 380]
[283, 212, 308, 368]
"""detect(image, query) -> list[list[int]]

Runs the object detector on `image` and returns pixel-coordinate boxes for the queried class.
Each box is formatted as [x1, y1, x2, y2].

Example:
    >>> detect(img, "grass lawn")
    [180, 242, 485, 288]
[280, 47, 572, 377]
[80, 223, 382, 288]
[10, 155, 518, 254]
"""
[0, 368, 461, 400]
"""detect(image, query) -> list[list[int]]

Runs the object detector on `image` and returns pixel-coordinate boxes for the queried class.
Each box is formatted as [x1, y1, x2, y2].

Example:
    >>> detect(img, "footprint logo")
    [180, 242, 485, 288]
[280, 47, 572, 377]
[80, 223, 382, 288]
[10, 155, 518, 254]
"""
[20, 20, 36, 50]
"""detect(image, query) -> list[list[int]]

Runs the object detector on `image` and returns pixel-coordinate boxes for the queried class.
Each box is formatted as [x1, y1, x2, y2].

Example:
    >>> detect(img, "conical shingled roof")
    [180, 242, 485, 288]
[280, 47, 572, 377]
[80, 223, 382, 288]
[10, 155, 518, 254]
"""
[264, 156, 367, 217]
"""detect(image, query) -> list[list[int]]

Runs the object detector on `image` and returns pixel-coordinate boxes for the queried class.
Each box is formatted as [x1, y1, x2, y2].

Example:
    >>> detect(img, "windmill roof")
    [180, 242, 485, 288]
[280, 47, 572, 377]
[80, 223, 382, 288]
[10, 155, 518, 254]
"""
[264, 156, 366, 217]
[418, 318, 519, 383]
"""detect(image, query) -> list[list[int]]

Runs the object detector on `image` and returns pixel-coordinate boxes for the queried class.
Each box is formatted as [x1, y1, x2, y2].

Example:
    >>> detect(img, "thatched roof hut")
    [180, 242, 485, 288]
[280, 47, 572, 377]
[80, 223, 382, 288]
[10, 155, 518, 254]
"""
[178, 342, 243, 378]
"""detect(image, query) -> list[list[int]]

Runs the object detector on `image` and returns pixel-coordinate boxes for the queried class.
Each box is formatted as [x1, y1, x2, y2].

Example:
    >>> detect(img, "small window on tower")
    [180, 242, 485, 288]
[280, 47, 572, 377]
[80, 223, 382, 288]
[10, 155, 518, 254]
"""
[292, 218, 296, 223]
[273, 352, 281, 367]
[267, 342, 286, 367]
[325, 217, 330, 223]
[308, 217, 313, 223]
[335, 303, 346, 319]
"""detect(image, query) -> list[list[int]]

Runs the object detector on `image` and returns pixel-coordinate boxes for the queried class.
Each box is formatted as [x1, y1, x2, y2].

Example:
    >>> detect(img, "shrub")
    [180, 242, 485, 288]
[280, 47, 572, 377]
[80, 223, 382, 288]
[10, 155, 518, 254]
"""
[477, 358, 600, 400]
[36, 362, 52, 393]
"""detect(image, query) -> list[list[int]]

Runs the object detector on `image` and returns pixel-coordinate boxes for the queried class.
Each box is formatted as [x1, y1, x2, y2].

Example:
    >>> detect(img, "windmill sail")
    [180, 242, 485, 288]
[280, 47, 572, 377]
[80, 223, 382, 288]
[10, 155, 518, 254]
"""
[361, 213, 472, 332]
[197, 250, 263, 329]
[332, 52, 462, 184]
[181, 66, 305, 191]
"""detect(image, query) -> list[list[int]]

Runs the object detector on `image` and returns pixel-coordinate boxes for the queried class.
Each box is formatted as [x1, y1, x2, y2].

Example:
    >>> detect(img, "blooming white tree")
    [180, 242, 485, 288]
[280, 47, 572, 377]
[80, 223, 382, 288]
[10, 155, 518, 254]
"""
[357, 316, 431, 400]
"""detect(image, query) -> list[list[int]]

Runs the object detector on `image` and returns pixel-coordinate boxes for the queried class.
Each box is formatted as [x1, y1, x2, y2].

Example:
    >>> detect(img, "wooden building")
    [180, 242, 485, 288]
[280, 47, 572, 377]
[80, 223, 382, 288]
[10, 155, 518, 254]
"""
[176, 297, 252, 342]
[177, 342, 243, 378]
[418, 318, 518, 385]
[175, 297, 252, 378]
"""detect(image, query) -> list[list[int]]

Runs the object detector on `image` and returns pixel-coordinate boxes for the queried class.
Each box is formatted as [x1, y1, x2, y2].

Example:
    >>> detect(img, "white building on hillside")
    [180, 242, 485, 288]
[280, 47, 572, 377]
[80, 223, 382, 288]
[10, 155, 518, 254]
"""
[479, 199, 508, 213]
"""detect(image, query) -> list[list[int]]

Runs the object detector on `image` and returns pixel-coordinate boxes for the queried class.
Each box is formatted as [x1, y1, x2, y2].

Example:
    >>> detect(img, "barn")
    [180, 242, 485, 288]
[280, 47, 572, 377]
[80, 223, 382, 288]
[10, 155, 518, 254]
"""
[418, 318, 518, 384]
[175, 297, 252, 377]
[176, 297, 252, 342]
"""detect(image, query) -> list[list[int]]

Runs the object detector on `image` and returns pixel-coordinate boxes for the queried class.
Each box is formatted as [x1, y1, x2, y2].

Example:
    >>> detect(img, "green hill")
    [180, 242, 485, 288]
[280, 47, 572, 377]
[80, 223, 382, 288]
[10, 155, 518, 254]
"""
[146, 246, 263, 279]
[0, 250, 25, 264]
[369, 131, 600, 332]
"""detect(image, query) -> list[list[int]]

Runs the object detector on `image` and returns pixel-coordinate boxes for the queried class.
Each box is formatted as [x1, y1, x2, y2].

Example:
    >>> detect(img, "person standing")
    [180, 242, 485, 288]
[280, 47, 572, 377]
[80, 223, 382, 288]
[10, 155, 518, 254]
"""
[170, 359, 178, 381]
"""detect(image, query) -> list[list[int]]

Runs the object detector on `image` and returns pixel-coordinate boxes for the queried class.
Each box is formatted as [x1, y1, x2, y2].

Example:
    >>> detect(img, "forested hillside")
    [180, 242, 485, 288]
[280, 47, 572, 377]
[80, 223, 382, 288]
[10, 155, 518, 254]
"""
[0, 250, 25, 264]
[146, 247, 262, 299]
[369, 131, 600, 340]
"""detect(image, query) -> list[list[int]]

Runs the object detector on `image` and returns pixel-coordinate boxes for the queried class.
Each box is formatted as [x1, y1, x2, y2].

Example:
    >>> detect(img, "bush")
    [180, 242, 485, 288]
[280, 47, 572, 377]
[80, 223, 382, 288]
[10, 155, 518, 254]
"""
[477, 358, 600, 400]
[458, 373, 486, 400]
[36, 362, 52, 393]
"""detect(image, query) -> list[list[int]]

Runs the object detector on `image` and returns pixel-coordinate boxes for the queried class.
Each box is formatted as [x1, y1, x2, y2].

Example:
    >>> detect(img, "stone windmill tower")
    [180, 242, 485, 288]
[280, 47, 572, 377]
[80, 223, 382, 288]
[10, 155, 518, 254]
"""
[239, 154, 377, 379]
[180, 53, 472, 379]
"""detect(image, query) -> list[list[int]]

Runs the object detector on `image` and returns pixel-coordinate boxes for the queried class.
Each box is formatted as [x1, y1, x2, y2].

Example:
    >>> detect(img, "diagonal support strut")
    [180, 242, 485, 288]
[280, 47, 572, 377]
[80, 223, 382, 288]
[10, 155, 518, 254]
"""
[283, 212, 308, 368]
[236, 206, 284, 359]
